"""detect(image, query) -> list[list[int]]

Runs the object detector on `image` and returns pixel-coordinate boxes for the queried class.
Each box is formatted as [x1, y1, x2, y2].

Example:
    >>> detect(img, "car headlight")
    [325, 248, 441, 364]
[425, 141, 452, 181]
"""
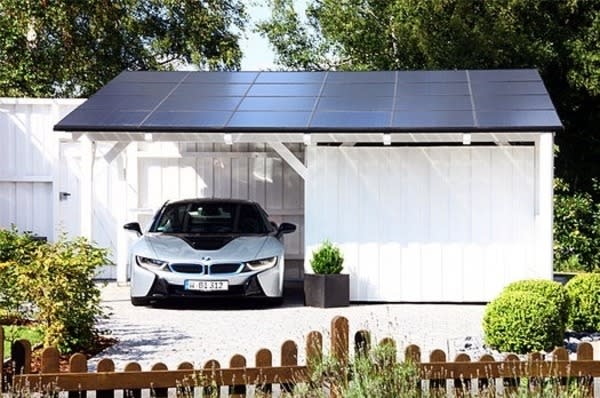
[136, 255, 169, 271]
[244, 256, 278, 271]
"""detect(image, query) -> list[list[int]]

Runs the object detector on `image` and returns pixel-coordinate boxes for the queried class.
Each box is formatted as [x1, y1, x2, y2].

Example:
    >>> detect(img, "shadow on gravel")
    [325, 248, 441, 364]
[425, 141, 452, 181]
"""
[149, 280, 305, 311]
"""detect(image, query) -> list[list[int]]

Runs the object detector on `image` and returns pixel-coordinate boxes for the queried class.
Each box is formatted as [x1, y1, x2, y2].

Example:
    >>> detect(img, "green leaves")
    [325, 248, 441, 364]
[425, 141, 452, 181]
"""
[0, 228, 109, 353]
[566, 273, 600, 333]
[483, 281, 569, 353]
[553, 178, 600, 272]
[310, 240, 344, 274]
[0, 0, 247, 97]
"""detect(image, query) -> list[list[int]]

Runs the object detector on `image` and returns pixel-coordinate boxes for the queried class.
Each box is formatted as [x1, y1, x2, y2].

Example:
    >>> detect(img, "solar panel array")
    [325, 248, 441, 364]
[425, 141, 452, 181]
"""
[54, 70, 562, 133]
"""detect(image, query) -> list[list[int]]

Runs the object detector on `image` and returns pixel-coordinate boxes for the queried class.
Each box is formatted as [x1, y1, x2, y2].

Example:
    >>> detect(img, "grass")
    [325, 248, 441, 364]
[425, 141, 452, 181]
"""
[2, 325, 43, 360]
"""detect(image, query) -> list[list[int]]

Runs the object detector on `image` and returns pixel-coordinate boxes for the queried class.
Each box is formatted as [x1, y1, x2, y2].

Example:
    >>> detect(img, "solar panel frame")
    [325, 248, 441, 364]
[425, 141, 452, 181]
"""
[53, 69, 563, 133]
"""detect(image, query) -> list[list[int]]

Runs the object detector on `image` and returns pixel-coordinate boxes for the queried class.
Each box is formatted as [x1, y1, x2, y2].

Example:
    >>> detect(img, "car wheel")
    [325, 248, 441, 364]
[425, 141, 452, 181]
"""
[130, 297, 151, 306]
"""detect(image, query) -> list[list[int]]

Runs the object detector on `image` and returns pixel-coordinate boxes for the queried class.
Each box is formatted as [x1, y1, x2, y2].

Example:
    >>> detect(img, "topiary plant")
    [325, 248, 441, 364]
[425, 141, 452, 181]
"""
[566, 273, 600, 332]
[483, 280, 568, 353]
[310, 240, 344, 274]
[503, 279, 570, 326]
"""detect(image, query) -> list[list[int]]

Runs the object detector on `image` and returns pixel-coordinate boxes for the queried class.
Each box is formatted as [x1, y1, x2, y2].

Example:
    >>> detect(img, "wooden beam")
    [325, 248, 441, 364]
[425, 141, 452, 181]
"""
[535, 132, 554, 278]
[267, 142, 307, 180]
[79, 134, 95, 239]
[103, 142, 129, 164]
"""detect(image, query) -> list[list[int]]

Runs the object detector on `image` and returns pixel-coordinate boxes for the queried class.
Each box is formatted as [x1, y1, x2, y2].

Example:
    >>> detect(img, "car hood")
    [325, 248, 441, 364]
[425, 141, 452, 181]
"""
[143, 233, 270, 262]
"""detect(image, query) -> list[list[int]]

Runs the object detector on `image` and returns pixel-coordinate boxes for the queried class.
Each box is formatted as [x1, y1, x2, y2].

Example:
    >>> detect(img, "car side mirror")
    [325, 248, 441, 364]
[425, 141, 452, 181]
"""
[124, 222, 142, 236]
[276, 222, 296, 238]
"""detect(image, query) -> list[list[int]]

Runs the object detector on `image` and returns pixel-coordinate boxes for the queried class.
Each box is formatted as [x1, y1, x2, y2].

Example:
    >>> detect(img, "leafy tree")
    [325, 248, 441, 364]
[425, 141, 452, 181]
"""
[257, 0, 600, 195]
[0, 0, 247, 97]
[554, 178, 600, 272]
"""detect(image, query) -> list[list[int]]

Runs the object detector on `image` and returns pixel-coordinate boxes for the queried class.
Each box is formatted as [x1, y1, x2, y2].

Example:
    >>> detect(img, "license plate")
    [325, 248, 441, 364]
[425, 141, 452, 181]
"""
[185, 280, 228, 291]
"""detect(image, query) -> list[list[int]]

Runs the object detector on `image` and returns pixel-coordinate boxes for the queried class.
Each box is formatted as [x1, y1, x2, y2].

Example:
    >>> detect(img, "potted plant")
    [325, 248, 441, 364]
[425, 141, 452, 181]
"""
[304, 240, 349, 308]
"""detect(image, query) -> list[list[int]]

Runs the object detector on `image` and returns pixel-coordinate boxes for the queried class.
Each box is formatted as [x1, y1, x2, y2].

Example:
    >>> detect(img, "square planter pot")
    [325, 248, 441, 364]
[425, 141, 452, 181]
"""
[304, 273, 349, 308]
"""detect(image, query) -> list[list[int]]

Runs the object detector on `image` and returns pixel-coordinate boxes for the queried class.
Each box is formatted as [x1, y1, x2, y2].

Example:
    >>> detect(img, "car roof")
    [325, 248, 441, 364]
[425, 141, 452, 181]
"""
[165, 198, 260, 207]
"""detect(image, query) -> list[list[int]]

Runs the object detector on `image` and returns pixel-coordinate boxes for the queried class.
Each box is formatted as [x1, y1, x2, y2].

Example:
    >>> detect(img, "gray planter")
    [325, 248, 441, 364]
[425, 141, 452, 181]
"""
[304, 273, 349, 308]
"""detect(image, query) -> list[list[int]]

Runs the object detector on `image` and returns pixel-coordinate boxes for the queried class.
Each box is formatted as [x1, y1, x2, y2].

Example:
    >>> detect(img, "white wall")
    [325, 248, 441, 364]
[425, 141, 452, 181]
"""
[305, 145, 552, 302]
[0, 99, 82, 241]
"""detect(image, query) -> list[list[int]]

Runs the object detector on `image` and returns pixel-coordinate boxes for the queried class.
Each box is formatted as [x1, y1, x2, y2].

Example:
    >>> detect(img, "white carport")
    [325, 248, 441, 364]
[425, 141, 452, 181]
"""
[49, 69, 560, 302]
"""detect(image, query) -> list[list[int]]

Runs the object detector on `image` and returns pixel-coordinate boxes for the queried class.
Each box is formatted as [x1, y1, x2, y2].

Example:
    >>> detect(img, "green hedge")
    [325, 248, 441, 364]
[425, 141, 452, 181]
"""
[483, 280, 568, 353]
[566, 273, 600, 332]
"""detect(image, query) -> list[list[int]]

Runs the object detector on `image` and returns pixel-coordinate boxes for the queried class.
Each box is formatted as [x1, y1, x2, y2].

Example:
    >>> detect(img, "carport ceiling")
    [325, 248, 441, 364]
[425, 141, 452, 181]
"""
[54, 70, 562, 137]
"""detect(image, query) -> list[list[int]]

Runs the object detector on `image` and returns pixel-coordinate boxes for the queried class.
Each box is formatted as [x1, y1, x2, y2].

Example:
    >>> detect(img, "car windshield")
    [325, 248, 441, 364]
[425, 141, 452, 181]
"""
[151, 202, 269, 234]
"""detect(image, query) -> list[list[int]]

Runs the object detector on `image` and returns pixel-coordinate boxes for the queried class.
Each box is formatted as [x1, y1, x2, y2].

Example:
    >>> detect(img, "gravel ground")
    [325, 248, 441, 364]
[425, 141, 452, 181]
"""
[93, 281, 486, 372]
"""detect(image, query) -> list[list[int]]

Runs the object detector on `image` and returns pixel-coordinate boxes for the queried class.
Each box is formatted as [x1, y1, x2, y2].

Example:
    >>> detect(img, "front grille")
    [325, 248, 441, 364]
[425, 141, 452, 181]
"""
[209, 263, 242, 274]
[170, 263, 204, 274]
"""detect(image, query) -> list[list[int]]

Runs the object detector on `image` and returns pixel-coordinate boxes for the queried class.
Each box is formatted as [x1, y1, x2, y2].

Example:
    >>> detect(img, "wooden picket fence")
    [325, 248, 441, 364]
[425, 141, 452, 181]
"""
[2, 316, 600, 397]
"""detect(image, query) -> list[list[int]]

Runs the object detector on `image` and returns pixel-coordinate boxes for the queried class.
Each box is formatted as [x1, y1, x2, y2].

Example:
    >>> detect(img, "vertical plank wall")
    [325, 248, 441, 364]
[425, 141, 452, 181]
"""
[136, 142, 304, 259]
[0, 100, 81, 240]
[305, 146, 544, 302]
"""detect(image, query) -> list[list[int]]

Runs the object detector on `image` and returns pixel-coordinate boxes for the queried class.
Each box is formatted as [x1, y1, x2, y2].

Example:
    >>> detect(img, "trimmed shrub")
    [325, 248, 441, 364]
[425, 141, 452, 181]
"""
[566, 273, 600, 332]
[483, 280, 568, 353]
[503, 279, 570, 326]
[310, 240, 344, 274]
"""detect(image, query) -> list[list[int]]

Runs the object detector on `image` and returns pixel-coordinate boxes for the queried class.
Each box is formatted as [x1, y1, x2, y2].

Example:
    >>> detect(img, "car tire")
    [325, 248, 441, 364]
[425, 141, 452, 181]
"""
[130, 297, 151, 306]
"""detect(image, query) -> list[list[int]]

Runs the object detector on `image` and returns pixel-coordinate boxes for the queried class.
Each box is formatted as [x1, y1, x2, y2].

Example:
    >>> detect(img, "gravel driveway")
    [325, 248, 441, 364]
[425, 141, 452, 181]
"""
[93, 281, 486, 371]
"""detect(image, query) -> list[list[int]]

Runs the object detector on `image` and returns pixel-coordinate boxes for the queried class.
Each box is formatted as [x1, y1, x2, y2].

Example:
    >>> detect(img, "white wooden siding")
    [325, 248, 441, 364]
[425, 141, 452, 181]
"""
[136, 142, 304, 259]
[305, 146, 548, 302]
[0, 100, 82, 240]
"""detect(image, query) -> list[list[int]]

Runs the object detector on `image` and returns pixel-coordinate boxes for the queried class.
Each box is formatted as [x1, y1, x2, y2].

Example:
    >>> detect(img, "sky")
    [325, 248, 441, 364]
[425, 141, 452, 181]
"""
[240, 1, 308, 71]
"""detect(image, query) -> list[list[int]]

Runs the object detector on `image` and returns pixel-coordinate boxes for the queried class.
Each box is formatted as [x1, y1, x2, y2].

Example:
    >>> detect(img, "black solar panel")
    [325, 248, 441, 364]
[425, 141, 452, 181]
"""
[54, 69, 562, 133]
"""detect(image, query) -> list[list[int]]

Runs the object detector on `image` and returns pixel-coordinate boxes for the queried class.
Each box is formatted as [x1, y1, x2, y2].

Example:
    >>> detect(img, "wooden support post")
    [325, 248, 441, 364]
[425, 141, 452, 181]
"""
[255, 349, 273, 395]
[453, 353, 471, 397]
[150, 362, 168, 398]
[503, 354, 520, 394]
[281, 340, 298, 393]
[429, 349, 447, 397]
[477, 354, 495, 393]
[11, 339, 31, 376]
[203, 360, 220, 396]
[68, 353, 88, 398]
[123, 362, 142, 398]
[576, 342, 594, 397]
[96, 358, 115, 398]
[405, 344, 422, 395]
[229, 354, 247, 397]
[175, 362, 194, 397]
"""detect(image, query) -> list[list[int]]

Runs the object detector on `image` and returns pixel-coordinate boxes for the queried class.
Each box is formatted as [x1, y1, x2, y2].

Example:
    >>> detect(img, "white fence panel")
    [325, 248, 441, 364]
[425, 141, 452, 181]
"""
[306, 146, 541, 302]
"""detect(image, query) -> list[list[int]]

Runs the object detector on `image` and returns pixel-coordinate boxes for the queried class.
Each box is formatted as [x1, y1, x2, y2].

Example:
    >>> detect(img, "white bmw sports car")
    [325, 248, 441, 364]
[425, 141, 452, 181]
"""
[124, 199, 296, 306]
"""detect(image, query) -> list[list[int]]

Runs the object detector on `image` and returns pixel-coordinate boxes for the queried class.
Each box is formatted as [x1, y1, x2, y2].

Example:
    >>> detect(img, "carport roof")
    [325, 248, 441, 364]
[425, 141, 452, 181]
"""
[54, 69, 562, 133]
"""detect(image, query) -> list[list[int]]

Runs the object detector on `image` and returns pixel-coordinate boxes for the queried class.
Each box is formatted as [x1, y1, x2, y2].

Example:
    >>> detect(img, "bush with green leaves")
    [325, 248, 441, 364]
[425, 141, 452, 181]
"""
[566, 273, 600, 333]
[503, 279, 570, 326]
[13, 235, 109, 353]
[0, 226, 45, 320]
[310, 240, 344, 274]
[483, 280, 568, 354]
[554, 178, 600, 272]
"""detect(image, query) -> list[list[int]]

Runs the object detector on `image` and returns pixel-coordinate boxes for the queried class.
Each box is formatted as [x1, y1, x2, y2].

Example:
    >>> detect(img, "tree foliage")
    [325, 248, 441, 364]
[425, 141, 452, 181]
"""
[554, 178, 600, 272]
[0, 0, 247, 97]
[257, 0, 600, 194]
